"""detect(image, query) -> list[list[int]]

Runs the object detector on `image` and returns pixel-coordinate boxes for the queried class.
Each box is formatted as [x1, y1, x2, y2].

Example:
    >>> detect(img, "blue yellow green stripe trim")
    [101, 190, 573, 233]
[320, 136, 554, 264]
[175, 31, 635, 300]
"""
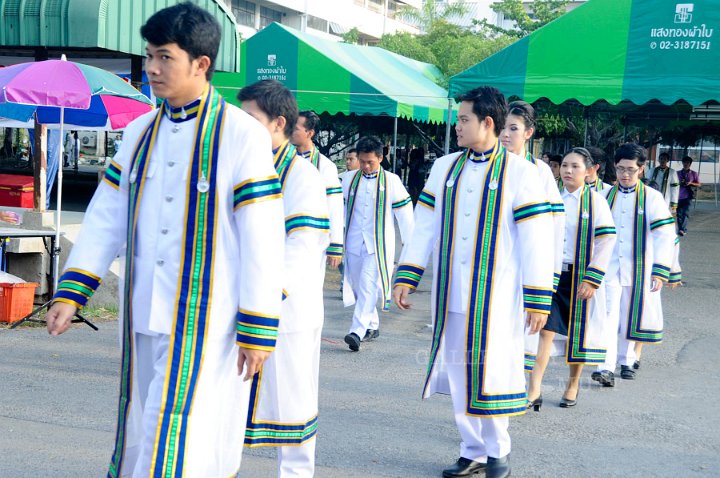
[582, 267, 605, 288]
[651, 263, 671, 282]
[392, 196, 412, 209]
[550, 202, 565, 215]
[236, 309, 280, 351]
[285, 214, 330, 235]
[513, 201, 552, 223]
[245, 372, 318, 447]
[418, 189, 435, 210]
[523, 286, 553, 314]
[102, 160, 122, 190]
[669, 272, 682, 284]
[650, 217, 674, 230]
[326, 186, 342, 196]
[594, 225, 616, 237]
[273, 141, 296, 191]
[524, 352, 536, 372]
[553, 272, 561, 293]
[326, 242, 343, 257]
[394, 264, 425, 289]
[53, 268, 102, 309]
[233, 176, 282, 210]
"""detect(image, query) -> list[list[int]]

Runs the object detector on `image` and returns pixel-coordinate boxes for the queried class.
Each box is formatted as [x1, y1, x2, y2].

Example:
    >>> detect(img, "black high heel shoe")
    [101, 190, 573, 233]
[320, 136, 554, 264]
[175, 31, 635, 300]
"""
[527, 395, 543, 412]
[559, 390, 579, 408]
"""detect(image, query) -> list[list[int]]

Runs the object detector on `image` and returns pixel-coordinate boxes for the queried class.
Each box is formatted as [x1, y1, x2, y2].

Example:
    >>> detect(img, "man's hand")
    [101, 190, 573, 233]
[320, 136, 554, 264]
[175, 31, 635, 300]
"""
[327, 256, 342, 269]
[526, 312, 548, 334]
[651, 278, 664, 292]
[46, 302, 78, 336]
[393, 285, 412, 310]
[237, 347, 271, 382]
[577, 282, 597, 301]
[670, 207, 677, 217]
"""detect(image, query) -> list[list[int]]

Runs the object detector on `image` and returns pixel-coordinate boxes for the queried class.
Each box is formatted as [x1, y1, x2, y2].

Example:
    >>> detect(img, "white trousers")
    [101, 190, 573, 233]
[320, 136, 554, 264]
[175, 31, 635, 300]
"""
[123, 332, 249, 477]
[597, 284, 636, 371]
[347, 248, 380, 337]
[446, 313, 511, 461]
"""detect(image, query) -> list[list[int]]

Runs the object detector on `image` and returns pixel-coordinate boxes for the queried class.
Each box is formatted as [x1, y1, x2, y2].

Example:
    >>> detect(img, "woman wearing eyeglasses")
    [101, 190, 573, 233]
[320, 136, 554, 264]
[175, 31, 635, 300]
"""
[526, 148, 617, 408]
[592, 144, 676, 387]
[500, 101, 566, 399]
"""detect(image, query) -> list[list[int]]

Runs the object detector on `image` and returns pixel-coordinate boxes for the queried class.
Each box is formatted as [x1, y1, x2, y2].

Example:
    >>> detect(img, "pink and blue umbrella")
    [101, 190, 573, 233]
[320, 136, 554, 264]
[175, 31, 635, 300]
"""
[0, 58, 154, 129]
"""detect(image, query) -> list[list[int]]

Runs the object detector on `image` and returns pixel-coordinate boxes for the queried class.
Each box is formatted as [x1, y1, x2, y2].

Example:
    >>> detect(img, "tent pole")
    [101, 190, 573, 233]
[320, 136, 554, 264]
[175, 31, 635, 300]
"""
[583, 114, 589, 147]
[444, 98, 452, 154]
[696, 133, 704, 210]
[393, 116, 398, 174]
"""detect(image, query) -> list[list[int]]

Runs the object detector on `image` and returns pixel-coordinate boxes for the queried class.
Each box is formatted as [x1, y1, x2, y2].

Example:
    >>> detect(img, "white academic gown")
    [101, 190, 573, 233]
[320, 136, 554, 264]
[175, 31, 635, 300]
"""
[342, 169, 414, 336]
[550, 185, 616, 363]
[647, 166, 680, 208]
[598, 182, 676, 370]
[299, 147, 344, 259]
[54, 92, 285, 478]
[395, 145, 554, 413]
[523, 155, 565, 370]
[588, 178, 612, 192]
[244, 142, 329, 478]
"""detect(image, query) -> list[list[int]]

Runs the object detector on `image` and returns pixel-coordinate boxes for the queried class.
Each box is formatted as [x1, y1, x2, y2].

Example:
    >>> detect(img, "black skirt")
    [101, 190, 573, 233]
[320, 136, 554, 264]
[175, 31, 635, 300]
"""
[544, 267, 573, 336]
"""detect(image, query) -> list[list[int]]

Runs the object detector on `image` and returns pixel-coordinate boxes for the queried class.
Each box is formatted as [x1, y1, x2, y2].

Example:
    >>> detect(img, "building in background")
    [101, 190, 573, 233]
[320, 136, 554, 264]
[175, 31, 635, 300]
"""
[223, 0, 421, 42]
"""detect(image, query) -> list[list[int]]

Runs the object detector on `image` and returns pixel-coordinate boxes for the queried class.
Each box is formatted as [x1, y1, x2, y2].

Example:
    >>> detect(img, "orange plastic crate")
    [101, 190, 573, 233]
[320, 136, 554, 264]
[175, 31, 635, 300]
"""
[0, 282, 39, 323]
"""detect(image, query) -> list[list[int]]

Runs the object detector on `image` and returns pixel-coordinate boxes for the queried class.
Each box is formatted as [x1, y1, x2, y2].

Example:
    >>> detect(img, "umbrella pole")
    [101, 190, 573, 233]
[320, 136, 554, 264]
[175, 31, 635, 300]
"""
[714, 141, 718, 207]
[54, 108, 64, 293]
[392, 116, 398, 174]
[444, 99, 452, 155]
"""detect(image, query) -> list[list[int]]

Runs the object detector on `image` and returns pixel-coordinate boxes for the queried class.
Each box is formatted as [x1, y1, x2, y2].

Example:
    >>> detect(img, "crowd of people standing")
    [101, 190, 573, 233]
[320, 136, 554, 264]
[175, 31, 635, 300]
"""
[42, 4, 701, 478]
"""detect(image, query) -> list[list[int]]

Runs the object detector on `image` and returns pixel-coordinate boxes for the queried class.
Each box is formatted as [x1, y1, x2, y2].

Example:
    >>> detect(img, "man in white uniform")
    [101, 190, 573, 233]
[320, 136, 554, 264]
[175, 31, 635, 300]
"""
[46, 5, 285, 477]
[292, 110, 344, 268]
[394, 87, 554, 478]
[592, 144, 676, 386]
[646, 152, 680, 212]
[342, 136, 414, 351]
[239, 80, 329, 477]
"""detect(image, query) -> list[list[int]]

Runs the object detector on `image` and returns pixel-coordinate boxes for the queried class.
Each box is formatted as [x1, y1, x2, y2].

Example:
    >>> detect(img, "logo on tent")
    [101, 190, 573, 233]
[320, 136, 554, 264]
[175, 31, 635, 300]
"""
[268, 54, 277, 66]
[674, 4, 693, 23]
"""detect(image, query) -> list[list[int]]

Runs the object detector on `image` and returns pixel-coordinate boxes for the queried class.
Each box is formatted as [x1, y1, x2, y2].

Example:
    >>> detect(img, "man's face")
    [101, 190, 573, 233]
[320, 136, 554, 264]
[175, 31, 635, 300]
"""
[291, 116, 313, 147]
[550, 161, 560, 178]
[145, 42, 206, 106]
[241, 99, 284, 148]
[358, 151, 381, 175]
[455, 101, 493, 149]
[659, 156, 669, 168]
[682, 160, 692, 170]
[616, 158, 644, 188]
[345, 151, 359, 171]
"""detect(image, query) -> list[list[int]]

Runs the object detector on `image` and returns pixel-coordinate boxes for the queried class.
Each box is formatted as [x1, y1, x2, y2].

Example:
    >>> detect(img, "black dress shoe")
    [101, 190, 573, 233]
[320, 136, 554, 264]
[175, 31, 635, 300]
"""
[527, 395, 543, 412]
[344, 332, 361, 352]
[363, 329, 380, 341]
[633, 360, 641, 370]
[485, 455, 510, 478]
[559, 390, 578, 408]
[620, 365, 636, 380]
[591, 370, 615, 387]
[442, 457, 485, 477]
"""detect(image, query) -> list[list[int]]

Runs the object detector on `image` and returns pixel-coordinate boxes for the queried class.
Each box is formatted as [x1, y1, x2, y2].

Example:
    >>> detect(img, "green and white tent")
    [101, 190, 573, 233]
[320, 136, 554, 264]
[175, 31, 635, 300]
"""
[449, 0, 720, 107]
[214, 22, 452, 124]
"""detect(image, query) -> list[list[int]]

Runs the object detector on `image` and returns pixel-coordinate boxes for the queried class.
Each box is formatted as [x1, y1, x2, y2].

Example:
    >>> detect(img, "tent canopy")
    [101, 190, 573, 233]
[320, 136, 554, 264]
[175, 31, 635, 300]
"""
[214, 23, 452, 124]
[449, 0, 720, 107]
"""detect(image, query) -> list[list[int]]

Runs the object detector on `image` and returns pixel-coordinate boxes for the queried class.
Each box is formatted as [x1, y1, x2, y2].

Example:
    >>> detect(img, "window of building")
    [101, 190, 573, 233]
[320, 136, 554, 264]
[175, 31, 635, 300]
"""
[387, 0, 398, 18]
[307, 14, 328, 32]
[354, 0, 366, 6]
[368, 0, 383, 14]
[231, 0, 255, 27]
[260, 6, 283, 28]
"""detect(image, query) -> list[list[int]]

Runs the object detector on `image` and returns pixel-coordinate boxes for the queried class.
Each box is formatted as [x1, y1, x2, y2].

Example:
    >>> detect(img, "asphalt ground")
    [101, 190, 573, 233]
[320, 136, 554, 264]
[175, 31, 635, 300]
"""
[1, 204, 719, 477]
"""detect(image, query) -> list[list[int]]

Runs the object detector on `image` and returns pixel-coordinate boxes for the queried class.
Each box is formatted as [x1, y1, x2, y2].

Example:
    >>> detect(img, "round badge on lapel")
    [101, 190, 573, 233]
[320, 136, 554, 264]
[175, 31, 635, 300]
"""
[446, 179, 454, 188]
[489, 180, 498, 190]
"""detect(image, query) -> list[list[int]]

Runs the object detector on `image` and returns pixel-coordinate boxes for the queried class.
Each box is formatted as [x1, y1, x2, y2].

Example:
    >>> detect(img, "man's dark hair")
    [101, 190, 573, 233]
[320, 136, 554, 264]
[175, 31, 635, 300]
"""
[346, 148, 357, 155]
[586, 145, 607, 176]
[356, 136, 384, 157]
[682, 155, 693, 163]
[298, 111, 321, 134]
[659, 152, 670, 160]
[549, 154, 563, 166]
[455, 86, 507, 136]
[614, 143, 647, 166]
[507, 100, 536, 129]
[238, 80, 298, 138]
[141, 2, 221, 80]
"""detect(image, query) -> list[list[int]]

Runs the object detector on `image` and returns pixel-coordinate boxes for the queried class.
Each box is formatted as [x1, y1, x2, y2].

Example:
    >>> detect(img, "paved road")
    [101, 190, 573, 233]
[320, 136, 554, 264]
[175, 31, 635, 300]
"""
[1, 205, 719, 477]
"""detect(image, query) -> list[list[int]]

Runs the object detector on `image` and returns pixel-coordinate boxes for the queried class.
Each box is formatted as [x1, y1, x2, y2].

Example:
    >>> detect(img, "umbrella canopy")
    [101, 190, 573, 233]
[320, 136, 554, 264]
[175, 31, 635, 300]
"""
[449, 0, 720, 107]
[0, 59, 153, 129]
[214, 23, 453, 124]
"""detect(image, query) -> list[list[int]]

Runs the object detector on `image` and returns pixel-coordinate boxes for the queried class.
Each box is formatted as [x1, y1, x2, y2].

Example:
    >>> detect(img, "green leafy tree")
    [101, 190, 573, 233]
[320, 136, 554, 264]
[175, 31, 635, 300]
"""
[397, 0, 469, 32]
[377, 32, 438, 66]
[341, 27, 361, 44]
[475, 0, 570, 38]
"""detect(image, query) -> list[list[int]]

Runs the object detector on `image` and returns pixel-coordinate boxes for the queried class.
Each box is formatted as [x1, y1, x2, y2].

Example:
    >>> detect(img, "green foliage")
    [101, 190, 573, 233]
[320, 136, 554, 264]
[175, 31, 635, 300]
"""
[475, 0, 570, 38]
[377, 32, 438, 66]
[342, 27, 361, 45]
[397, 0, 469, 32]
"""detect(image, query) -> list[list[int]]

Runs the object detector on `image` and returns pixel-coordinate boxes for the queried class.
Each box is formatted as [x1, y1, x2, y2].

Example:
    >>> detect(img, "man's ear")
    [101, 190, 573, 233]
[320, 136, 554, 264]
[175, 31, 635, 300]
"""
[194, 55, 212, 77]
[275, 115, 287, 134]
